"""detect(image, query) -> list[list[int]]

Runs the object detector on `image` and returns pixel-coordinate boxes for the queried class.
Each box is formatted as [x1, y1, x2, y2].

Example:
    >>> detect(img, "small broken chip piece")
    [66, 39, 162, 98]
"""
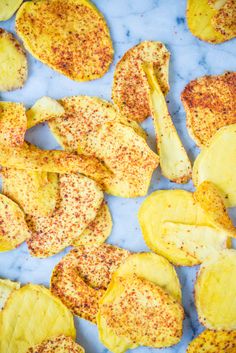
[0, 29, 27, 91]
[0, 279, 20, 310]
[27, 174, 103, 257]
[112, 41, 170, 122]
[0, 284, 75, 353]
[0, 0, 23, 21]
[27, 335, 84, 353]
[50, 244, 130, 322]
[16, 0, 113, 81]
[211, 0, 236, 40]
[181, 72, 236, 147]
[0, 194, 31, 252]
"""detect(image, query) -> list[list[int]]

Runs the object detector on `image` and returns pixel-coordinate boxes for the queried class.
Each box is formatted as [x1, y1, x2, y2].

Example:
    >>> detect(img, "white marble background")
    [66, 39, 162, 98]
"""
[0, 1, 236, 352]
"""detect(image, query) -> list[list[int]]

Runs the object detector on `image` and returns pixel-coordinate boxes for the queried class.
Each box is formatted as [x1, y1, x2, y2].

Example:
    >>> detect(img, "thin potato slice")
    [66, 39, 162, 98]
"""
[0, 29, 27, 91]
[27, 174, 103, 257]
[181, 72, 236, 147]
[143, 63, 191, 183]
[0, 0, 23, 21]
[112, 41, 170, 122]
[0, 284, 75, 353]
[212, 0, 236, 40]
[73, 201, 112, 246]
[193, 124, 236, 207]
[50, 245, 130, 322]
[27, 335, 84, 353]
[27, 96, 65, 129]
[187, 329, 236, 353]
[16, 0, 113, 81]
[0, 194, 31, 251]
[195, 250, 236, 330]
[0, 279, 20, 310]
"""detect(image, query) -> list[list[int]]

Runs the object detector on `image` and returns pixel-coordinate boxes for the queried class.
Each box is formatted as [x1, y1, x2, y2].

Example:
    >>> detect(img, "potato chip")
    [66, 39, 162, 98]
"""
[50, 244, 130, 322]
[187, 329, 236, 353]
[143, 63, 192, 183]
[112, 41, 170, 122]
[0, 284, 75, 353]
[138, 189, 230, 266]
[195, 250, 236, 330]
[193, 124, 236, 207]
[79, 122, 159, 197]
[0, 0, 23, 21]
[211, 0, 236, 40]
[27, 96, 65, 129]
[27, 174, 103, 257]
[16, 0, 113, 81]
[181, 72, 236, 147]
[98, 275, 184, 352]
[0, 194, 31, 252]
[72, 201, 112, 246]
[1, 168, 58, 217]
[0, 279, 20, 310]
[27, 335, 84, 353]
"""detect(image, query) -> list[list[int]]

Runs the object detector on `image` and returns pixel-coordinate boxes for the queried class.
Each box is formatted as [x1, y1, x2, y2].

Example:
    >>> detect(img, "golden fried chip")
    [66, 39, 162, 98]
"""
[27, 174, 103, 257]
[0, 0, 23, 21]
[16, 0, 113, 81]
[193, 124, 236, 207]
[0, 102, 26, 146]
[0, 194, 31, 251]
[98, 275, 184, 353]
[27, 96, 65, 129]
[195, 250, 236, 330]
[73, 201, 112, 246]
[138, 189, 230, 266]
[50, 244, 130, 322]
[211, 0, 236, 39]
[187, 329, 236, 353]
[27, 335, 84, 353]
[182, 72, 236, 147]
[112, 41, 170, 122]
[0, 284, 75, 353]
[1, 168, 58, 217]
[0, 29, 27, 91]
[0, 279, 20, 310]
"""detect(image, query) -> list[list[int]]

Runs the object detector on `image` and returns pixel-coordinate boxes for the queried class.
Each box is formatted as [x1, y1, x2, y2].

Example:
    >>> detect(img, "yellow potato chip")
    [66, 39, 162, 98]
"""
[112, 41, 170, 122]
[0, 29, 27, 91]
[16, 0, 113, 81]
[181, 72, 236, 147]
[187, 329, 236, 353]
[0, 284, 75, 353]
[0, 0, 23, 21]
[195, 250, 236, 330]
[27, 96, 65, 129]
[0, 194, 31, 252]
[73, 201, 112, 246]
[0, 279, 20, 310]
[211, 0, 236, 40]
[50, 244, 130, 322]
[193, 124, 236, 207]
[27, 335, 84, 353]
[27, 174, 103, 257]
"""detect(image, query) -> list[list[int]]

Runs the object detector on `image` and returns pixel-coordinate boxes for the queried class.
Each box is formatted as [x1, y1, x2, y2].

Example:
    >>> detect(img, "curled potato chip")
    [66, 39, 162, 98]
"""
[27, 335, 84, 353]
[187, 329, 236, 353]
[0, 194, 31, 251]
[195, 250, 236, 330]
[16, 0, 113, 81]
[0, 0, 23, 21]
[193, 124, 236, 207]
[27, 174, 103, 257]
[73, 201, 112, 246]
[0, 284, 75, 353]
[0, 102, 26, 146]
[27, 96, 65, 129]
[138, 189, 231, 266]
[181, 72, 236, 147]
[112, 41, 170, 122]
[211, 0, 236, 39]
[0, 279, 20, 310]
[50, 244, 130, 322]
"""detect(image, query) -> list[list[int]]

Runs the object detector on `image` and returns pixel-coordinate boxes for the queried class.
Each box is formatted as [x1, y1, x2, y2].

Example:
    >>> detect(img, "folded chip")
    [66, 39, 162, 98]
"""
[27, 335, 84, 353]
[0, 0, 23, 21]
[112, 41, 170, 122]
[0, 279, 20, 310]
[187, 329, 236, 353]
[16, 0, 113, 81]
[27, 174, 103, 257]
[0, 29, 27, 91]
[181, 72, 236, 147]
[0, 284, 75, 353]
[0, 194, 31, 252]
[211, 0, 236, 40]
[50, 244, 130, 322]
[193, 124, 236, 207]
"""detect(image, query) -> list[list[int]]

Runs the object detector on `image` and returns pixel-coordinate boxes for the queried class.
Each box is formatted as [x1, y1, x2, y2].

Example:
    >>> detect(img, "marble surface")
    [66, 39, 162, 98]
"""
[0, 1, 236, 352]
